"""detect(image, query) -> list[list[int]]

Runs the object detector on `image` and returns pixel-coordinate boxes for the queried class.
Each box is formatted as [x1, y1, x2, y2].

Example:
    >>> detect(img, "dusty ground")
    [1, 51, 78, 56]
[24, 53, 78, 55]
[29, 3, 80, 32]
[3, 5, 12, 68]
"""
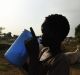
[0, 57, 80, 75]
[0, 57, 23, 75]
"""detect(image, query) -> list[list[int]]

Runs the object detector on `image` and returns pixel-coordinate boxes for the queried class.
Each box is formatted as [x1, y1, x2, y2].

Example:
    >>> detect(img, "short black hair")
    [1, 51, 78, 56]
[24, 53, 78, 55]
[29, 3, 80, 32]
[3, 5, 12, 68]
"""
[42, 14, 70, 41]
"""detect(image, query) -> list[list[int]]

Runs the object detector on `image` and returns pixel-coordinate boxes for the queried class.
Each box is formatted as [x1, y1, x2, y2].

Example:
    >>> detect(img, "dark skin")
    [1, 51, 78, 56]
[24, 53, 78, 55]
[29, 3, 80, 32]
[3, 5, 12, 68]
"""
[23, 27, 62, 75]
[22, 14, 70, 75]
[41, 25, 62, 56]
[24, 27, 42, 75]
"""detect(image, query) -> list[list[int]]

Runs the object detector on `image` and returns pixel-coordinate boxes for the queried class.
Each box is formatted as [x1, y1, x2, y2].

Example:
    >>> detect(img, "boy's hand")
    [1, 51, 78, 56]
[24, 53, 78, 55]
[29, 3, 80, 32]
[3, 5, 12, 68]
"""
[23, 27, 40, 74]
[25, 27, 39, 60]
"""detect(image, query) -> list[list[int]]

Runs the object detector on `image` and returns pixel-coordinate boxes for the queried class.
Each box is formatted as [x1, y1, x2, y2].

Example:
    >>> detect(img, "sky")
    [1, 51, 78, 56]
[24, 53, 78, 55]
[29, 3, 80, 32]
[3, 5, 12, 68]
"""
[0, 0, 80, 37]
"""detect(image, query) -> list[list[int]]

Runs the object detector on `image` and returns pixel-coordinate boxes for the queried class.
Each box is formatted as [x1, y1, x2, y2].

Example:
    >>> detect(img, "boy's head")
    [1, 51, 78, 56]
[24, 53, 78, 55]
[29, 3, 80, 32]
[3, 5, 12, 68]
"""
[41, 14, 70, 46]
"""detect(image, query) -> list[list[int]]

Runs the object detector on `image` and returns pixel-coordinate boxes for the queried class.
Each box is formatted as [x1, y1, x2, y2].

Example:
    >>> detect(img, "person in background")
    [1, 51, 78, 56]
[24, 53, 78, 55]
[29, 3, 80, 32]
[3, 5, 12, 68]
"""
[22, 14, 70, 75]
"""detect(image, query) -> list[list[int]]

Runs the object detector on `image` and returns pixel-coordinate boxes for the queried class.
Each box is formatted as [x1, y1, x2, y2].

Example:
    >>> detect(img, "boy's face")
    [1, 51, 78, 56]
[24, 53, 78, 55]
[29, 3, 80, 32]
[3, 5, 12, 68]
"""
[41, 26, 55, 47]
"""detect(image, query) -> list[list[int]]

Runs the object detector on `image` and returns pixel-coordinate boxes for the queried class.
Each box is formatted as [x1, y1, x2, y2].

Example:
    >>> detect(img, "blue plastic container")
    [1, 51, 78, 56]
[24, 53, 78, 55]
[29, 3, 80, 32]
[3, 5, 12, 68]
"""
[4, 29, 32, 67]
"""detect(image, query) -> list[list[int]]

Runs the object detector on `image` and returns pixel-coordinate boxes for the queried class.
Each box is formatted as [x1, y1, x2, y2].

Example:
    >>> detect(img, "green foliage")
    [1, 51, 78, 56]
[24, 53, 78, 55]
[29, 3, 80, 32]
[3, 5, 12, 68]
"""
[75, 24, 80, 38]
[0, 27, 5, 34]
[4, 32, 12, 38]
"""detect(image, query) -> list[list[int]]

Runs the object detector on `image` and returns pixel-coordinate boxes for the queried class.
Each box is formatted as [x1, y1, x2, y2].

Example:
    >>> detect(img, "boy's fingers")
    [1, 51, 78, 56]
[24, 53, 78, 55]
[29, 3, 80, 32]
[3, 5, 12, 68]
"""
[30, 27, 36, 38]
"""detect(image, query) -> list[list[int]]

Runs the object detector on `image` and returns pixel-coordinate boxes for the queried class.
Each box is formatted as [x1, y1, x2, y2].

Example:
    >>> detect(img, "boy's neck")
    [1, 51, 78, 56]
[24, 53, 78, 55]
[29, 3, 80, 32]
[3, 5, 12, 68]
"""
[49, 44, 62, 57]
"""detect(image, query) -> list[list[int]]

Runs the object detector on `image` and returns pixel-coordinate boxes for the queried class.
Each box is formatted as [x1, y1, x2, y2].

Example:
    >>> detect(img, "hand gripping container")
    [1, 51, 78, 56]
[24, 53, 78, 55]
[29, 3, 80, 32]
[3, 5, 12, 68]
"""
[4, 29, 32, 67]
